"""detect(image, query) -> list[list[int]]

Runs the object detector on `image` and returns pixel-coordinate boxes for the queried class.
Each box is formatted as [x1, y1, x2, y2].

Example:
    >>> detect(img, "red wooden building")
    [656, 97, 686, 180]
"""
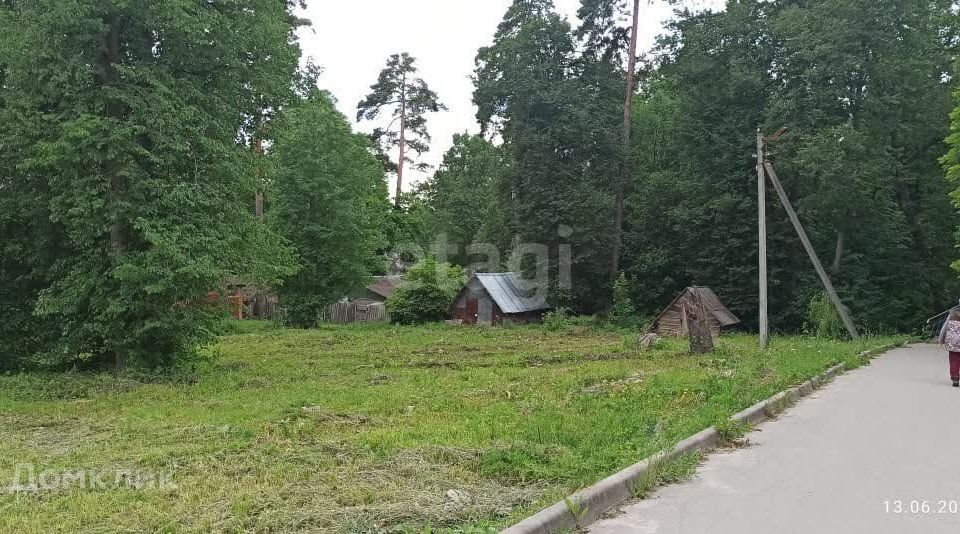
[450, 273, 550, 325]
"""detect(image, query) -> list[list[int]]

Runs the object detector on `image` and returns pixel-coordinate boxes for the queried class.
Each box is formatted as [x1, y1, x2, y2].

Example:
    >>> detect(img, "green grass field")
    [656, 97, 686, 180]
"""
[0, 323, 905, 532]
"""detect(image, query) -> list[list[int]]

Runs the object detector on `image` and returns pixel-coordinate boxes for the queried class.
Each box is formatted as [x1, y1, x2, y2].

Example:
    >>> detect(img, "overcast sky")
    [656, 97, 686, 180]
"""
[297, 0, 724, 194]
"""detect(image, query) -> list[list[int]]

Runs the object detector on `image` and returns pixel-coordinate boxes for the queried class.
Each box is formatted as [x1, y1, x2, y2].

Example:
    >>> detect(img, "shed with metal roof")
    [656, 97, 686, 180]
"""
[450, 273, 551, 325]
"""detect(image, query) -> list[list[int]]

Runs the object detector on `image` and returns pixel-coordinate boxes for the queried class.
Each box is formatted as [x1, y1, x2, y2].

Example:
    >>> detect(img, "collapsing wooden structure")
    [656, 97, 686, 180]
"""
[650, 286, 740, 337]
[450, 273, 550, 325]
[222, 278, 278, 320]
[324, 300, 387, 324]
[322, 276, 403, 324]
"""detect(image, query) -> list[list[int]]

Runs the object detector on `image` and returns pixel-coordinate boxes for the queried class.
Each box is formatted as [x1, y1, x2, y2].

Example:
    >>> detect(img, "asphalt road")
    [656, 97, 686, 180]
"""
[589, 344, 960, 534]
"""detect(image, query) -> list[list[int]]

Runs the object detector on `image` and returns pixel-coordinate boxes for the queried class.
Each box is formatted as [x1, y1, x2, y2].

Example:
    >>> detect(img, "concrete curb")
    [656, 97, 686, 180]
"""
[501, 341, 906, 534]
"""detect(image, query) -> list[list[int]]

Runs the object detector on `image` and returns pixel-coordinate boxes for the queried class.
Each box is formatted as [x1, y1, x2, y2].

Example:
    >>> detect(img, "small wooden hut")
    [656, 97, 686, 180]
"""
[651, 286, 740, 337]
[451, 273, 550, 326]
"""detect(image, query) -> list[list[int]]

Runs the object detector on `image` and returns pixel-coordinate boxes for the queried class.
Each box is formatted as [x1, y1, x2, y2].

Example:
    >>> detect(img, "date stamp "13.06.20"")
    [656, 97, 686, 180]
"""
[883, 500, 960, 515]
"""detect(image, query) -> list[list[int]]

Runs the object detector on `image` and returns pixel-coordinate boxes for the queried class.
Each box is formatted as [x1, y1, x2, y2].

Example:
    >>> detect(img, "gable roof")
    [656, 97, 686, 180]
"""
[473, 273, 551, 314]
[366, 275, 404, 299]
[654, 286, 740, 326]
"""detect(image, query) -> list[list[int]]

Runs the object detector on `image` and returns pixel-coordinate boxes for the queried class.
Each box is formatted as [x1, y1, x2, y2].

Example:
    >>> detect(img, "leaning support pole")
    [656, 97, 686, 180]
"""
[757, 129, 769, 351]
[764, 162, 859, 340]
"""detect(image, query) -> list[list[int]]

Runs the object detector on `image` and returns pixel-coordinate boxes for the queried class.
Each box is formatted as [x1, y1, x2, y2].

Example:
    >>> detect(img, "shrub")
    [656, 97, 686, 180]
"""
[388, 284, 453, 325]
[610, 273, 638, 327]
[387, 259, 466, 325]
[806, 291, 846, 339]
[542, 307, 572, 331]
[714, 418, 751, 445]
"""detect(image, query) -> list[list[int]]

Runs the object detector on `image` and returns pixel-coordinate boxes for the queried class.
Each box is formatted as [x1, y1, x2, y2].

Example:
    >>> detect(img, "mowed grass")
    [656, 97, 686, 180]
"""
[0, 323, 905, 532]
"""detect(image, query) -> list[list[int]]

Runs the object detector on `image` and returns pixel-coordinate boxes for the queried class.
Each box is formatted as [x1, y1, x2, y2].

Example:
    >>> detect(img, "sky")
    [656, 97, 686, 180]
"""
[297, 0, 724, 195]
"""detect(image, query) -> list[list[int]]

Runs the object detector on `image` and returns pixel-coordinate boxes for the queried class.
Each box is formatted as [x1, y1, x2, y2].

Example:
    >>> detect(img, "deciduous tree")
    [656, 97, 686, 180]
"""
[0, 0, 301, 370]
[422, 134, 510, 266]
[269, 90, 389, 327]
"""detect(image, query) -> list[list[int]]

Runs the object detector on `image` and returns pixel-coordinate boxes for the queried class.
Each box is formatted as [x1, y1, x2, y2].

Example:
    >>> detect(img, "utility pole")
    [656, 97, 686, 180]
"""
[764, 162, 859, 340]
[610, 0, 642, 283]
[757, 127, 856, 346]
[757, 129, 769, 351]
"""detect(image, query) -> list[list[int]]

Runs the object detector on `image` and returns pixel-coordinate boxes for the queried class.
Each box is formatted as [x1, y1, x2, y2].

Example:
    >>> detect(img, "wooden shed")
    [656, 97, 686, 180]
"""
[349, 275, 404, 302]
[651, 286, 740, 337]
[451, 273, 550, 326]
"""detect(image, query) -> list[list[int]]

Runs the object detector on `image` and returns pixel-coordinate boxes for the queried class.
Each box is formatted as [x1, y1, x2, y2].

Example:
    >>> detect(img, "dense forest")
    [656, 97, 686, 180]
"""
[421, 0, 960, 333]
[3, 0, 960, 371]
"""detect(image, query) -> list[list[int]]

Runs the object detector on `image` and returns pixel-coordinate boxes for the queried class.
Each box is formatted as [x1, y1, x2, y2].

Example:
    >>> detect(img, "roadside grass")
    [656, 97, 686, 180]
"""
[0, 324, 905, 532]
[630, 451, 704, 501]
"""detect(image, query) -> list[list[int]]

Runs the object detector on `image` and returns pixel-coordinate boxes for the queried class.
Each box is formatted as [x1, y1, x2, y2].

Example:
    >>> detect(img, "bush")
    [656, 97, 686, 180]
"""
[610, 273, 638, 327]
[387, 259, 466, 325]
[714, 418, 751, 445]
[806, 291, 847, 339]
[388, 284, 454, 325]
[542, 307, 572, 331]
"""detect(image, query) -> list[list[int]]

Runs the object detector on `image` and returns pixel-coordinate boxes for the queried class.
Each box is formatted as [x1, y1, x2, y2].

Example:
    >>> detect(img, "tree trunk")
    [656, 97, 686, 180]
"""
[103, 14, 127, 374]
[688, 314, 715, 354]
[251, 136, 268, 319]
[253, 137, 265, 219]
[395, 74, 407, 208]
[610, 0, 641, 284]
[832, 230, 844, 273]
[111, 220, 127, 374]
[254, 192, 264, 218]
[114, 350, 126, 374]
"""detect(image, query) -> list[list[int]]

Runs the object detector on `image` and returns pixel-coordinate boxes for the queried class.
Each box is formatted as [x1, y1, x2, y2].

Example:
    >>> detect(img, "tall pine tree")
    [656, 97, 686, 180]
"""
[357, 53, 446, 206]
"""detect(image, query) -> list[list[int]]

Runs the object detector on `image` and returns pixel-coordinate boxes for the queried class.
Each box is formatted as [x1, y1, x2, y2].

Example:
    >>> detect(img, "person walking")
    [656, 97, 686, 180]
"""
[938, 307, 960, 387]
